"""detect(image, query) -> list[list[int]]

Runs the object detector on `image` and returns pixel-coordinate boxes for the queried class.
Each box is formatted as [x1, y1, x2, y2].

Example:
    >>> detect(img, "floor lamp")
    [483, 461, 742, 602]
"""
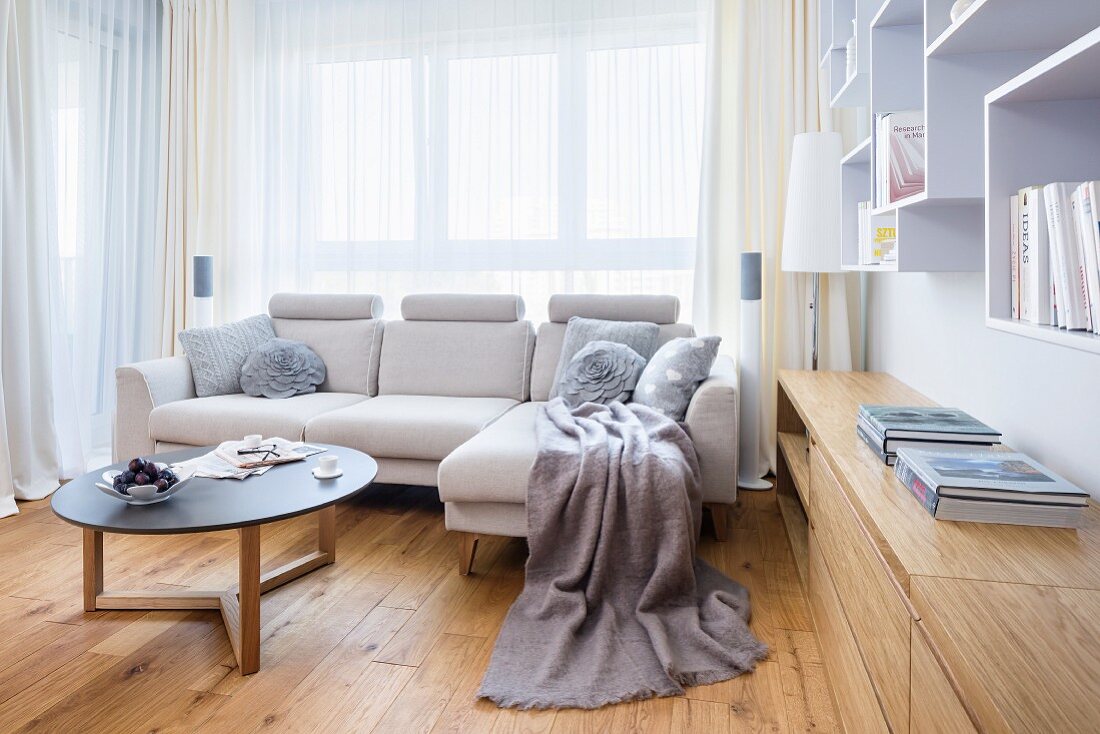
[781, 132, 844, 370]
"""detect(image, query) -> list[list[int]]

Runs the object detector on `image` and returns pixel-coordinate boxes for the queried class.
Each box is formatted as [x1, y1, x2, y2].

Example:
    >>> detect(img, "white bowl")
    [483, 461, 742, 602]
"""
[99, 468, 194, 505]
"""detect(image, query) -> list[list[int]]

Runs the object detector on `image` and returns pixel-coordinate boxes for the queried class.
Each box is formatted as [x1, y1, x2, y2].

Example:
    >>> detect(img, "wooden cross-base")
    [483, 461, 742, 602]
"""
[82, 505, 336, 675]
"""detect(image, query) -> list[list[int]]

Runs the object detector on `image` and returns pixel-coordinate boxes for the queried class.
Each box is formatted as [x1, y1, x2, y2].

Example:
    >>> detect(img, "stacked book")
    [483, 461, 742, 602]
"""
[1009, 180, 1100, 329]
[857, 201, 897, 265]
[857, 405, 1001, 466]
[875, 110, 925, 208]
[894, 448, 1088, 528]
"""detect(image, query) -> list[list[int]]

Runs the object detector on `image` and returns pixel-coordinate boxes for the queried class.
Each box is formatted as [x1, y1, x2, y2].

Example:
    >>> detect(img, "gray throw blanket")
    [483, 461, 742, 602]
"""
[478, 399, 768, 710]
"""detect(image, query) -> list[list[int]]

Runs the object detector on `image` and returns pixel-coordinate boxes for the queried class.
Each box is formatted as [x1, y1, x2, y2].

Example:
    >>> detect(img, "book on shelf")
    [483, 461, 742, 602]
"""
[1018, 185, 1052, 325]
[1010, 194, 1020, 319]
[858, 201, 896, 265]
[1076, 182, 1100, 334]
[894, 448, 1088, 528]
[858, 405, 1001, 443]
[875, 111, 925, 207]
[1044, 182, 1090, 331]
[1015, 181, 1100, 333]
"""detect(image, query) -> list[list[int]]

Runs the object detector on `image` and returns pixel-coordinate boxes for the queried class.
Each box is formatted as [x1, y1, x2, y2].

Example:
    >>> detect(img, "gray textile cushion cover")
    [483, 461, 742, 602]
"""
[632, 336, 721, 421]
[550, 317, 659, 398]
[178, 315, 277, 398]
[240, 338, 326, 399]
[556, 341, 646, 408]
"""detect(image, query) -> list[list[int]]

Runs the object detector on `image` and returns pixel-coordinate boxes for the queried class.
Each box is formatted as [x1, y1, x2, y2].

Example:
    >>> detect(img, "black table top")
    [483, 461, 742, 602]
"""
[51, 445, 377, 535]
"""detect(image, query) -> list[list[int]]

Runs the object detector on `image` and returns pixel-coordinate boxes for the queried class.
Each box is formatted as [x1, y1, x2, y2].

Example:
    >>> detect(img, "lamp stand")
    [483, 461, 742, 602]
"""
[810, 272, 820, 371]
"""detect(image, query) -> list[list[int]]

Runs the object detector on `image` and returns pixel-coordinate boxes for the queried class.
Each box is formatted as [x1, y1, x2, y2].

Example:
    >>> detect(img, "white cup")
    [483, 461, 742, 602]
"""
[242, 434, 262, 449]
[318, 455, 339, 475]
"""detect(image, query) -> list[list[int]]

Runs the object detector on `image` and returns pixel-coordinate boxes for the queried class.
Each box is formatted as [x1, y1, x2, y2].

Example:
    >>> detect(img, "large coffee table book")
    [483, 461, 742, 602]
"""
[895, 447, 1087, 528]
[856, 404, 1001, 465]
[775, 371, 1100, 733]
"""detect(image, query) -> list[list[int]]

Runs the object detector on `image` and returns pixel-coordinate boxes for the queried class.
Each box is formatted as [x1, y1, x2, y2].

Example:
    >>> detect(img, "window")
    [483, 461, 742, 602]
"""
[248, 1, 708, 319]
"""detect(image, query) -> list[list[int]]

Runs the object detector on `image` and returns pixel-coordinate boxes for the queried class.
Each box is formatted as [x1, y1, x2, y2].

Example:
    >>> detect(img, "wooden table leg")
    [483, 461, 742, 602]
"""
[238, 525, 261, 675]
[83, 529, 103, 612]
[318, 504, 336, 562]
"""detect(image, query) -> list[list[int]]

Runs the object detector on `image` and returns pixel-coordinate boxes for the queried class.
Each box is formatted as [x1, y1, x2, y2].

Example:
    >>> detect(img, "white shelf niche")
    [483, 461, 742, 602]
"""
[985, 27, 1100, 355]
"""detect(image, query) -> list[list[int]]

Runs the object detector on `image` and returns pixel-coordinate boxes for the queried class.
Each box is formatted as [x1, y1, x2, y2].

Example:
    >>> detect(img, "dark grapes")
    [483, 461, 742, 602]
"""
[133, 472, 149, 486]
[153, 479, 169, 492]
[128, 458, 146, 474]
[160, 469, 177, 485]
[121, 470, 136, 484]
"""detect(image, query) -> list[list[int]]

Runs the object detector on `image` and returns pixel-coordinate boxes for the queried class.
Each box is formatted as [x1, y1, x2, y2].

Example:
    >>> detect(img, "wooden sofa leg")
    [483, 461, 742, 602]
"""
[706, 504, 729, 542]
[457, 533, 480, 576]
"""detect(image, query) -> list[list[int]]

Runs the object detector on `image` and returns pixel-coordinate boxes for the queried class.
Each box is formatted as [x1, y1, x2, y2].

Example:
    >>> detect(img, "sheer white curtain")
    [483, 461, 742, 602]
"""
[42, 0, 162, 461]
[0, 0, 82, 516]
[226, 0, 710, 323]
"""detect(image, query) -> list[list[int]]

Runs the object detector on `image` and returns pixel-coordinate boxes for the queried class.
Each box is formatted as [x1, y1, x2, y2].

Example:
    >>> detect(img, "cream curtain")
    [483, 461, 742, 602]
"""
[693, 0, 854, 474]
[0, 0, 83, 517]
[154, 0, 235, 355]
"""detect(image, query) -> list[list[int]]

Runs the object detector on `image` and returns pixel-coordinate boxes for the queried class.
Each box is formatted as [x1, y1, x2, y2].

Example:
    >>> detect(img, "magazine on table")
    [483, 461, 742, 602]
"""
[171, 438, 326, 479]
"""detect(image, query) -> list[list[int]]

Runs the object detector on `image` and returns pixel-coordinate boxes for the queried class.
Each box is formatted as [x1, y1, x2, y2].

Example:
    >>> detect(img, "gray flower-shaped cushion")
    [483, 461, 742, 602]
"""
[631, 336, 721, 421]
[240, 338, 326, 399]
[556, 341, 646, 409]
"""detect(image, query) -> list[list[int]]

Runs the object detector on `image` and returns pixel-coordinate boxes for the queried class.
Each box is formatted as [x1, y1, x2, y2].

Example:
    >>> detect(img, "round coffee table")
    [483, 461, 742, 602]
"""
[51, 444, 377, 675]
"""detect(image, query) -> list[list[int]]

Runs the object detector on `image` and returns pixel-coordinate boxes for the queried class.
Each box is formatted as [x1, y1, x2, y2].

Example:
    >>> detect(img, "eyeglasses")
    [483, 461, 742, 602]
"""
[237, 444, 280, 463]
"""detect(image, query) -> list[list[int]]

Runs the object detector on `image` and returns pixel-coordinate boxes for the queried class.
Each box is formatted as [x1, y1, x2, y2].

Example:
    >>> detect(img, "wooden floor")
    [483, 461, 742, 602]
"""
[0, 484, 839, 733]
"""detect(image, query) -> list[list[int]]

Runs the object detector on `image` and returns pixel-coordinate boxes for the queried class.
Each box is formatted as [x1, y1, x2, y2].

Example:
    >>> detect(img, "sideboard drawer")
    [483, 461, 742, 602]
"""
[911, 623, 976, 734]
[810, 446, 911, 733]
[809, 530, 889, 734]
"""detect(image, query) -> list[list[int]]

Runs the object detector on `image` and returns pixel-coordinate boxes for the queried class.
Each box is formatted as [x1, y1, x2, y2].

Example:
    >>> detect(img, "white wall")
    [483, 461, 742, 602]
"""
[866, 272, 1100, 498]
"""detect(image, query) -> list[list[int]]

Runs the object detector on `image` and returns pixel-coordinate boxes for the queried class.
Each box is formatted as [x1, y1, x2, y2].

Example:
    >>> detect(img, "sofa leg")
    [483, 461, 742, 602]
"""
[706, 504, 729, 542]
[458, 532, 480, 576]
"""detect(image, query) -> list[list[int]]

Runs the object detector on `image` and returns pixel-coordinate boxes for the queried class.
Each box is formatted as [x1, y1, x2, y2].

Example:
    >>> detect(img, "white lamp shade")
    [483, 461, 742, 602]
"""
[781, 132, 844, 273]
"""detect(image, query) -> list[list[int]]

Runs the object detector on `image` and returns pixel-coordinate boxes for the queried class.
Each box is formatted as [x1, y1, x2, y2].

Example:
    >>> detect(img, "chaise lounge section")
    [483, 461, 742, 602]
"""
[114, 292, 739, 573]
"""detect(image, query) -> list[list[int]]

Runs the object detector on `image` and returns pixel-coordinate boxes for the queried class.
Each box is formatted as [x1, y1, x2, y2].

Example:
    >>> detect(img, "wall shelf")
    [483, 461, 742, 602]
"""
[827, 0, 1100, 274]
[985, 26, 1100, 356]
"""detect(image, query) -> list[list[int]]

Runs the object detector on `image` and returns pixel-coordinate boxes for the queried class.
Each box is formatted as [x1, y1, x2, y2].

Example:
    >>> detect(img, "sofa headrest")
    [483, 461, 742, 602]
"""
[401, 293, 525, 322]
[268, 293, 383, 320]
[547, 294, 680, 324]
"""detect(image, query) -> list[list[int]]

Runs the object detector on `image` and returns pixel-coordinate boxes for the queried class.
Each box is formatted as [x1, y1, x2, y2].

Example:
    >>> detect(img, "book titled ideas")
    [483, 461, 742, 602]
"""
[1010, 181, 1100, 332]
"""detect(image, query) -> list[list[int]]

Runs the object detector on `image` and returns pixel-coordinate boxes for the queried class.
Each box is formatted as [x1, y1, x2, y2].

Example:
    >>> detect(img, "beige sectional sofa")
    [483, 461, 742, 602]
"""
[115, 292, 739, 573]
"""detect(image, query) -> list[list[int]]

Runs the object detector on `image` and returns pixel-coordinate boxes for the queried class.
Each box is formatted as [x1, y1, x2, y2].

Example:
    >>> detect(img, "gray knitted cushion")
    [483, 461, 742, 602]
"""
[240, 338, 326, 399]
[631, 336, 721, 421]
[556, 341, 646, 408]
[178, 315, 277, 397]
[550, 316, 659, 398]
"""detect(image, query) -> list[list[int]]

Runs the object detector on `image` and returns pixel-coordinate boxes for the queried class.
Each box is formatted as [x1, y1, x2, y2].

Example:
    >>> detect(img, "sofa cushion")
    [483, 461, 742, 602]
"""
[148, 392, 367, 446]
[531, 322, 695, 401]
[438, 401, 542, 505]
[377, 320, 534, 400]
[304, 395, 518, 462]
[270, 292, 384, 397]
[178, 315, 277, 398]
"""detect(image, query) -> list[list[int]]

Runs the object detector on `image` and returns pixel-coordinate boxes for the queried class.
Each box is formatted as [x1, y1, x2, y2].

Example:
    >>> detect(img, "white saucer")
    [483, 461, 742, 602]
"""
[312, 468, 343, 480]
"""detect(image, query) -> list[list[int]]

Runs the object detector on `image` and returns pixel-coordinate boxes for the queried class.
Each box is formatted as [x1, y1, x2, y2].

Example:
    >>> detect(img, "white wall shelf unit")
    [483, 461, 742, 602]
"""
[820, 0, 874, 107]
[825, 0, 1100, 273]
[986, 26, 1100, 356]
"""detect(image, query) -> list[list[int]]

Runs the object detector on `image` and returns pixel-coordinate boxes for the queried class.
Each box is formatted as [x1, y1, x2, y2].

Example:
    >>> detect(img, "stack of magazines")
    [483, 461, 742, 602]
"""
[171, 438, 325, 480]
[894, 448, 1088, 528]
[857, 405, 1001, 465]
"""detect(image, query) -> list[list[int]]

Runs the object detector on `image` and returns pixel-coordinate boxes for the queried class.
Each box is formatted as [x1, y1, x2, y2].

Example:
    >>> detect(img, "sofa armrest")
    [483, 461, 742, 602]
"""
[683, 354, 738, 504]
[114, 356, 195, 461]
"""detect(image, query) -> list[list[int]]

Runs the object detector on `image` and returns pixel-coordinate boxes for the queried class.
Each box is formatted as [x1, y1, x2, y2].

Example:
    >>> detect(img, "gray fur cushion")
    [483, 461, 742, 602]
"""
[240, 338, 326, 399]
[556, 341, 646, 408]
[631, 336, 721, 421]
[178, 315, 277, 397]
[550, 316, 659, 398]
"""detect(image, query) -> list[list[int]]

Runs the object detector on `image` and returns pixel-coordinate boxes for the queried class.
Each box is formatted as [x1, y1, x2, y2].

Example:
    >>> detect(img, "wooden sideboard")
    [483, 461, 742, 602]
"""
[775, 370, 1100, 733]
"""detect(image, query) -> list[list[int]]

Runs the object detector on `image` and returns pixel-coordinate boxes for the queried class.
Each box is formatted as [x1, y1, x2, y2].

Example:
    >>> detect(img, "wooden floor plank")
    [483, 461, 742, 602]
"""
[371, 633, 489, 733]
[0, 485, 827, 734]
